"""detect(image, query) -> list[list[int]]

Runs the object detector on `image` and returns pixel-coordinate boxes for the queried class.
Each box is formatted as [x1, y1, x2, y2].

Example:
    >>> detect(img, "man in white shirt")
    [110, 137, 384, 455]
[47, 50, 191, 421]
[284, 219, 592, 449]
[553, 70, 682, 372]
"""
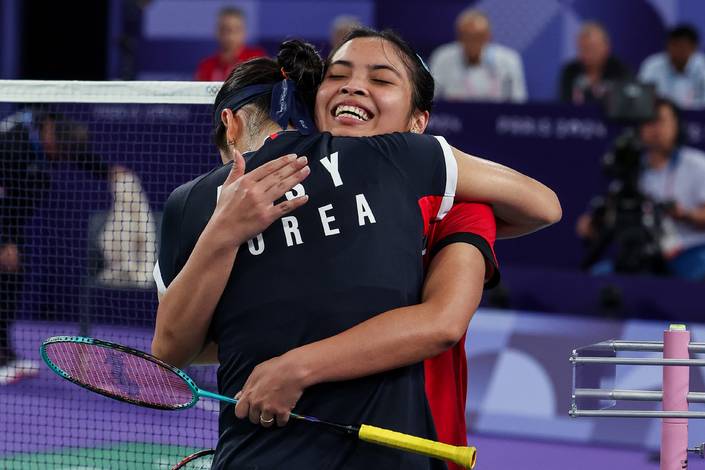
[429, 9, 527, 103]
[638, 24, 705, 110]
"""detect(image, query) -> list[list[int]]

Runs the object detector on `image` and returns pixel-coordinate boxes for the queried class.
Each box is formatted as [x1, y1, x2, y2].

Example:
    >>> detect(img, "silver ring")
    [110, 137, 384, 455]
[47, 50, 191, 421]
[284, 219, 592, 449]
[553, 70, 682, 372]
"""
[260, 415, 274, 424]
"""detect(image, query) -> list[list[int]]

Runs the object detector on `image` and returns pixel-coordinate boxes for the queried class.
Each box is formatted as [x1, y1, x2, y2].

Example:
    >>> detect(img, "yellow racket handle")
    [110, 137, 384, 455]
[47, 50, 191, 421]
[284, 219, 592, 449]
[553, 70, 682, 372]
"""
[358, 424, 477, 469]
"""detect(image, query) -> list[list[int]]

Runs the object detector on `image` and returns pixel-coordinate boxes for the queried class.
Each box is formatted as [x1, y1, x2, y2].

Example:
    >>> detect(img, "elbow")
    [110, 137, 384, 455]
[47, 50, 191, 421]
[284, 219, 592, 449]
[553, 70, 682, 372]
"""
[151, 330, 185, 368]
[536, 190, 562, 228]
[433, 309, 471, 352]
[545, 192, 563, 226]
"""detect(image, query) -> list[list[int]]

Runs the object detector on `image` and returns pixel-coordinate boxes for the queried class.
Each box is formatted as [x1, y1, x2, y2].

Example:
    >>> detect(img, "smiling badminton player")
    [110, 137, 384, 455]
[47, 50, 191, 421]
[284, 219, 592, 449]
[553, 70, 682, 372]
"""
[152, 38, 561, 469]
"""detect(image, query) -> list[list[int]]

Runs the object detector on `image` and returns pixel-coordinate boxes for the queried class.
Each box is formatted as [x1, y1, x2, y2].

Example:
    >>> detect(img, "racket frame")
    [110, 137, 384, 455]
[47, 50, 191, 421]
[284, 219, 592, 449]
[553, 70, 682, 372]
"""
[40, 335, 201, 410]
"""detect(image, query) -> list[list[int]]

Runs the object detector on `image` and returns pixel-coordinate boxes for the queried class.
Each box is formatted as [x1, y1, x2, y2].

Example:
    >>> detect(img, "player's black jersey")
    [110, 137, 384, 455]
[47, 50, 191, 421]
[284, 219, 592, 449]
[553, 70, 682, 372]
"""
[155, 131, 457, 469]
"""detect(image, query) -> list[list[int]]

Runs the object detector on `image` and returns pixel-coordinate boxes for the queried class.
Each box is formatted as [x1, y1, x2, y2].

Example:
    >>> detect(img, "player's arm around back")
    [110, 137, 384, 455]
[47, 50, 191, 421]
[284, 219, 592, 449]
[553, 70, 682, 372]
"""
[452, 146, 562, 238]
[152, 152, 310, 368]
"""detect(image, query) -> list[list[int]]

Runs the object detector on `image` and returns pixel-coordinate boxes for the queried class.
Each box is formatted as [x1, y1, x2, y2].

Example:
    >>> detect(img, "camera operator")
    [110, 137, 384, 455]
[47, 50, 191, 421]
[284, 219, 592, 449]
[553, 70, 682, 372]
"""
[577, 98, 705, 280]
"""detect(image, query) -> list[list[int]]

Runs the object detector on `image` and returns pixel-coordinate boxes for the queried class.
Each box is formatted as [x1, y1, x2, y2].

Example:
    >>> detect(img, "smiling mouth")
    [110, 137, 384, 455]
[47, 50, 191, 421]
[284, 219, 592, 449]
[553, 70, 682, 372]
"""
[333, 104, 372, 122]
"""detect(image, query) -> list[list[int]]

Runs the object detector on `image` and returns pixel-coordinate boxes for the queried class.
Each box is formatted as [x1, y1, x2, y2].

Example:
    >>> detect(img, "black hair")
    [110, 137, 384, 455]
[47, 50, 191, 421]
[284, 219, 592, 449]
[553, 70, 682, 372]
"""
[327, 27, 435, 115]
[212, 40, 323, 151]
[652, 97, 687, 145]
[667, 24, 699, 45]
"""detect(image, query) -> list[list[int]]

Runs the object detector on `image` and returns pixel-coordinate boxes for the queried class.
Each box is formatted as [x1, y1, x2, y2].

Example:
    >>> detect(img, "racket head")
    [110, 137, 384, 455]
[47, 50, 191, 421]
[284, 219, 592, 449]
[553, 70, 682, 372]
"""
[171, 449, 215, 470]
[40, 336, 200, 410]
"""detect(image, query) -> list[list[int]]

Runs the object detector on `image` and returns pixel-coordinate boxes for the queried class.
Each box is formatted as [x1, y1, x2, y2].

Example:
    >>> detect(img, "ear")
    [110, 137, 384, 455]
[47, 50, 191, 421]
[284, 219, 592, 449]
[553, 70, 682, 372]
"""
[221, 108, 245, 147]
[409, 110, 430, 134]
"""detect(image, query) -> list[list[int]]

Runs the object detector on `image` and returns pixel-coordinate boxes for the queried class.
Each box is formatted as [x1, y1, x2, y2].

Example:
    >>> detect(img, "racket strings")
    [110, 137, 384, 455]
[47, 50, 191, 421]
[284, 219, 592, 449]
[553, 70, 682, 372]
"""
[45, 342, 193, 408]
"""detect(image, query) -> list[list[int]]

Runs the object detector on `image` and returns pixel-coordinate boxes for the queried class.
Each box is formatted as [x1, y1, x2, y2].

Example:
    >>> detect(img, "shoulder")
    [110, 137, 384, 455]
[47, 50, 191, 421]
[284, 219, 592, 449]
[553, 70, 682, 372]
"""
[561, 60, 582, 76]
[679, 146, 705, 170]
[689, 52, 705, 69]
[240, 46, 267, 60]
[167, 164, 227, 209]
[605, 56, 630, 76]
[343, 132, 449, 156]
[196, 54, 219, 68]
[488, 43, 521, 62]
[640, 53, 667, 72]
[430, 42, 461, 63]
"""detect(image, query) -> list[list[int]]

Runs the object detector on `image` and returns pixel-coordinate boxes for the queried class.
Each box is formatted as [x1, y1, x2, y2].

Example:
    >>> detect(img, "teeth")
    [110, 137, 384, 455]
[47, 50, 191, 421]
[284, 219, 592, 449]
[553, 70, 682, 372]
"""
[335, 105, 369, 121]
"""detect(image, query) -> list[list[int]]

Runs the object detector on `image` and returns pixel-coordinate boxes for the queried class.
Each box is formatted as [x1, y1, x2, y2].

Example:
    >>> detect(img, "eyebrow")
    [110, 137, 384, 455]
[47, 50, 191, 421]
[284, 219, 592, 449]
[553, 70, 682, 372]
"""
[330, 60, 402, 78]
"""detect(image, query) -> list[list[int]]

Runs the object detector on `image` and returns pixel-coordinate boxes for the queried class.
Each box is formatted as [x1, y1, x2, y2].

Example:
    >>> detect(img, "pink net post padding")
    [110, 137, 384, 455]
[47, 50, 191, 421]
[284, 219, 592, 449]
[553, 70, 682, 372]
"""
[45, 342, 194, 408]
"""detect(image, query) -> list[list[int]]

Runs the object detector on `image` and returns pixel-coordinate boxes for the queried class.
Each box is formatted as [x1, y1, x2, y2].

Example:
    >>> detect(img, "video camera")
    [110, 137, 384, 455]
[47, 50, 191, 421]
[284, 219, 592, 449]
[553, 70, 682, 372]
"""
[581, 81, 668, 274]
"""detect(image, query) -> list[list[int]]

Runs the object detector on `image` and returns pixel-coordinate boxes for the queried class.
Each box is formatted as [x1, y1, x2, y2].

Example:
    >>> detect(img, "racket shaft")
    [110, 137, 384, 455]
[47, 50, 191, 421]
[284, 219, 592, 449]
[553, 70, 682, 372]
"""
[358, 424, 476, 469]
[198, 389, 236, 404]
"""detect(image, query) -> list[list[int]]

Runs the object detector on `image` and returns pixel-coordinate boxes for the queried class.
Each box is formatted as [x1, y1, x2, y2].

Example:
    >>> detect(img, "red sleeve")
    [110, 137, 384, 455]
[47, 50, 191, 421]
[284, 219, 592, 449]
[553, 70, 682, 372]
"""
[194, 57, 215, 81]
[425, 202, 499, 287]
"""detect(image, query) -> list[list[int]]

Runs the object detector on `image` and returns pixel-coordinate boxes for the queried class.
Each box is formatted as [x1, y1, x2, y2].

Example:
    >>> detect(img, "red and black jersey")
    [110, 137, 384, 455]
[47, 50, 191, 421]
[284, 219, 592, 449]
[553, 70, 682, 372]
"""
[422, 202, 499, 467]
[155, 130, 458, 469]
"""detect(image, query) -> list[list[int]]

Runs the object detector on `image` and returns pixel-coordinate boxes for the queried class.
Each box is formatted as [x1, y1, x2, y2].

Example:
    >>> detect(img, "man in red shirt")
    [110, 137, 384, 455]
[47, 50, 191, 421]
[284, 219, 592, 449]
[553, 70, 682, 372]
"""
[195, 7, 267, 82]
[423, 202, 499, 469]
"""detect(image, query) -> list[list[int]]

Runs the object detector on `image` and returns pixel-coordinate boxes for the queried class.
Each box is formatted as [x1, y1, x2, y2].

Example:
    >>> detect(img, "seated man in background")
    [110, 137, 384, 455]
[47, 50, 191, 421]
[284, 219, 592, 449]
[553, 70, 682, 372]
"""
[638, 24, 705, 110]
[577, 99, 705, 280]
[429, 9, 527, 103]
[558, 22, 631, 104]
[195, 7, 266, 81]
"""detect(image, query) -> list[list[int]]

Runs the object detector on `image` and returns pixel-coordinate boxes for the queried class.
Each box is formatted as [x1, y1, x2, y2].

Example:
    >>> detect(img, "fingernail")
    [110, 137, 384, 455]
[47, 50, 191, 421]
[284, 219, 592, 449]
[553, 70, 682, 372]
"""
[301, 166, 310, 174]
[288, 154, 297, 161]
[298, 156, 307, 164]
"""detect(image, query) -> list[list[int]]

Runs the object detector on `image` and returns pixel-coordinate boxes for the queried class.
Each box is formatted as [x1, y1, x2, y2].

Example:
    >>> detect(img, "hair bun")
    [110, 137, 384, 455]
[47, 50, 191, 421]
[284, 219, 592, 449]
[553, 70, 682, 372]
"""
[277, 40, 324, 94]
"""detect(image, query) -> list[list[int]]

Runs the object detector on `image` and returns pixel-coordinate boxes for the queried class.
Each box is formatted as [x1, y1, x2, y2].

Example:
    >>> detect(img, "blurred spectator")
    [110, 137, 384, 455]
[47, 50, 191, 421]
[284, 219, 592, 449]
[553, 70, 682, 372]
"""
[0, 110, 153, 384]
[330, 15, 362, 51]
[97, 165, 157, 288]
[577, 99, 705, 280]
[195, 7, 266, 82]
[429, 9, 527, 102]
[638, 24, 705, 109]
[558, 22, 631, 104]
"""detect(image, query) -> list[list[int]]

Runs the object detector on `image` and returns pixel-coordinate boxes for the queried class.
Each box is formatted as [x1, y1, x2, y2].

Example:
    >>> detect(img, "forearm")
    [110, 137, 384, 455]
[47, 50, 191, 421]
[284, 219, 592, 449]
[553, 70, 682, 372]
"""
[685, 205, 705, 229]
[291, 304, 460, 386]
[451, 146, 562, 237]
[152, 222, 237, 368]
[285, 244, 484, 387]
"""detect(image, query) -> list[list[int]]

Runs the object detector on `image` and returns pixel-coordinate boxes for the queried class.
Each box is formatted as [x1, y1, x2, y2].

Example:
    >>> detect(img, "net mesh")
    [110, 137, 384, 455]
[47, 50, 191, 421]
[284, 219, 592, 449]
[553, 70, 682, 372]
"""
[44, 341, 195, 409]
[0, 81, 221, 469]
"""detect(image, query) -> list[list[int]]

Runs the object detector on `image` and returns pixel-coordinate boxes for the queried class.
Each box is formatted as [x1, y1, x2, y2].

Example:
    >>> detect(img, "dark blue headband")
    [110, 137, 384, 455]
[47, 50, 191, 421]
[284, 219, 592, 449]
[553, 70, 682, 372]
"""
[214, 79, 315, 135]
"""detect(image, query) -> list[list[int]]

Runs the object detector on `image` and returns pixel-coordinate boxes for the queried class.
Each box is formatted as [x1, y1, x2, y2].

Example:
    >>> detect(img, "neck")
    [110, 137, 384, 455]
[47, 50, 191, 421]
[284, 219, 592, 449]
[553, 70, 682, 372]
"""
[221, 45, 243, 61]
[237, 122, 288, 154]
[647, 149, 671, 169]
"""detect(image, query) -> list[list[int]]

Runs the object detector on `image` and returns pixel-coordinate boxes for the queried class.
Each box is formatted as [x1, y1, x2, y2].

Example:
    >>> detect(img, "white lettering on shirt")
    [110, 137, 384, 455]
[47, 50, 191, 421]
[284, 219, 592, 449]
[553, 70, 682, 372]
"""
[282, 216, 303, 246]
[247, 234, 265, 255]
[318, 204, 340, 236]
[355, 194, 376, 226]
[285, 183, 306, 201]
[320, 152, 343, 187]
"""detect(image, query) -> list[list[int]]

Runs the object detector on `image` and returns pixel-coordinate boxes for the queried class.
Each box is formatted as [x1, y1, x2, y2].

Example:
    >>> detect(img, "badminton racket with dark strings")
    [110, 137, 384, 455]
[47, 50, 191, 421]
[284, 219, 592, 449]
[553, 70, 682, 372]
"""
[40, 336, 476, 469]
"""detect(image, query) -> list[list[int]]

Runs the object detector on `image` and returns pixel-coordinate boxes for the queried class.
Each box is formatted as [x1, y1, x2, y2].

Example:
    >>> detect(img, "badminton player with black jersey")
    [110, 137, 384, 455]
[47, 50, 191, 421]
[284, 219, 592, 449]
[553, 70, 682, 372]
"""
[153, 39, 560, 469]
[159, 126, 462, 469]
